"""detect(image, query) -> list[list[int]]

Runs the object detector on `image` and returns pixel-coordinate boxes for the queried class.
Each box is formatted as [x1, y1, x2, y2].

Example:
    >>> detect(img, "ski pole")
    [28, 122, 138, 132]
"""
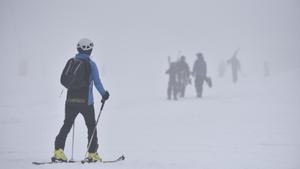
[59, 88, 64, 98]
[70, 122, 75, 162]
[84, 101, 106, 160]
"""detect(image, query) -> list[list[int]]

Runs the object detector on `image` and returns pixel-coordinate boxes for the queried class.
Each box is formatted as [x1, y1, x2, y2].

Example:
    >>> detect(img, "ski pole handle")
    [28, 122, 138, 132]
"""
[100, 101, 105, 111]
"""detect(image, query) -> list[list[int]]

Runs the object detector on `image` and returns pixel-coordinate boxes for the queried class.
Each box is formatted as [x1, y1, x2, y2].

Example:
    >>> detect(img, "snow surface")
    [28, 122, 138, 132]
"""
[0, 68, 299, 169]
[1, 1, 300, 168]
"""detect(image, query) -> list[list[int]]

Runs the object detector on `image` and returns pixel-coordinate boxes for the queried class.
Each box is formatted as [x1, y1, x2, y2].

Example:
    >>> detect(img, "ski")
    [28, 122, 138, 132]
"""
[32, 155, 125, 165]
[103, 155, 125, 163]
[81, 155, 125, 164]
[32, 161, 67, 165]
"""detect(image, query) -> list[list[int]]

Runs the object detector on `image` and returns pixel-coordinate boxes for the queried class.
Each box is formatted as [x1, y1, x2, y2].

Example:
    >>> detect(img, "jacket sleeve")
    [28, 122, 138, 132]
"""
[90, 61, 106, 96]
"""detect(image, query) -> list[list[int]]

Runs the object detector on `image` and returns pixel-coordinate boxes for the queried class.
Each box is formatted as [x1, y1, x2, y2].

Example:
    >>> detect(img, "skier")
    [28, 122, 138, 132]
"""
[53, 38, 110, 162]
[227, 50, 241, 83]
[176, 56, 191, 97]
[166, 61, 179, 100]
[192, 53, 207, 98]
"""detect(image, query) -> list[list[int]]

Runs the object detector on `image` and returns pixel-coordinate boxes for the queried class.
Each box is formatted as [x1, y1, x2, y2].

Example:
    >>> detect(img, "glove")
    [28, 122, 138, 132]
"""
[101, 91, 110, 103]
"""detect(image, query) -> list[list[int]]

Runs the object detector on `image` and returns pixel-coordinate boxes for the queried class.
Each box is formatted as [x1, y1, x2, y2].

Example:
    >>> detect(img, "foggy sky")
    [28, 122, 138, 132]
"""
[0, 0, 299, 79]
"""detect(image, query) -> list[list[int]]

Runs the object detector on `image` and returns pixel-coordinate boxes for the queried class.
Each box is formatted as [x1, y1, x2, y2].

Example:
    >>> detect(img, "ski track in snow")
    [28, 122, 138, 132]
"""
[0, 70, 300, 169]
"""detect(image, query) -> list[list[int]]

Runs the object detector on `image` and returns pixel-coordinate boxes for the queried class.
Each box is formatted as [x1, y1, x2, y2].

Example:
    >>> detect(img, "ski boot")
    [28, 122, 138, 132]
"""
[52, 148, 68, 162]
[86, 152, 102, 162]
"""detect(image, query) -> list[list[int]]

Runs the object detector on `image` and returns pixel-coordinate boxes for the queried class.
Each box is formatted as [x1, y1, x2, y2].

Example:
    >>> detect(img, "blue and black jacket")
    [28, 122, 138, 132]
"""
[67, 53, 106, 105]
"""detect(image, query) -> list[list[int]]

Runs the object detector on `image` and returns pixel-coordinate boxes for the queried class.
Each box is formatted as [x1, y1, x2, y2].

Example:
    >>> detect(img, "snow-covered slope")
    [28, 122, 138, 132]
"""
[1, 67, 300, 169]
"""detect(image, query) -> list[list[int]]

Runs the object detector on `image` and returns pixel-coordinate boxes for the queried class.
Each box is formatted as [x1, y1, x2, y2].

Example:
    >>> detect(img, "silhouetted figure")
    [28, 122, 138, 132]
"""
[166, 62, 178, 100]
[227, 51, 241, 83]
[177, 56, 191, 97]
[192, 53, 207, 98]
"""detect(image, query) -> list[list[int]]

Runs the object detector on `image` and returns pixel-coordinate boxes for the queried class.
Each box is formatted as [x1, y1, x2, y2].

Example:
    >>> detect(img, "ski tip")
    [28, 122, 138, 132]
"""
[32, 161, 52, 165]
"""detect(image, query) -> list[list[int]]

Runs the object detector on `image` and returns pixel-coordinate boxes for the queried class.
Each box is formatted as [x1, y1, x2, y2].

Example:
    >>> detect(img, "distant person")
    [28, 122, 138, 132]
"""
[192, 53, 207, 98]
[166, 61, 179, 100]
[176, 56, 191, 97]
[54, 38, 110, 162]
[227, 50, 241, 83]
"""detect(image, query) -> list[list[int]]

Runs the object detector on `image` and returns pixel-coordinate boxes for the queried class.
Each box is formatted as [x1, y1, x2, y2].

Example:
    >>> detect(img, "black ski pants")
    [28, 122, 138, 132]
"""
[167, 80, 178, 100]
[232, 70, 238, 83]
[195, 77, 205, 97]
[55, 103, 98, 153]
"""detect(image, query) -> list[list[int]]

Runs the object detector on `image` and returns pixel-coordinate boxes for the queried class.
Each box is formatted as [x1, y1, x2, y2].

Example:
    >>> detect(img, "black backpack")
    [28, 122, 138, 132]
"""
[61, 58, 90, 89]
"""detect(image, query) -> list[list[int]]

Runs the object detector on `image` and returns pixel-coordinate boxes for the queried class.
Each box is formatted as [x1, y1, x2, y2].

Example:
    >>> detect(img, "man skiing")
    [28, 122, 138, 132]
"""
[192, 53, 207, 98]
[53, 38, 110, 162]
[176, 56, 191, 98]
[166, 61, 179, 100]
[227, 50, 241, 83]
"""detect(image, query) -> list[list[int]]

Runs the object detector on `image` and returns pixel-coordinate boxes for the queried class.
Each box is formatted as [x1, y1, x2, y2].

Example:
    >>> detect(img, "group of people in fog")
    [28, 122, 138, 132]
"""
[165, 48, 272, 101]
[166, 52, 211, 100]
[165, 50, 248, 100]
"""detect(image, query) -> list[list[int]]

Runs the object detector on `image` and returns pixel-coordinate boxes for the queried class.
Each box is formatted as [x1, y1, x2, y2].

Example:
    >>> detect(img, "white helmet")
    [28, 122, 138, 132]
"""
[77, 38, 94, 51]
